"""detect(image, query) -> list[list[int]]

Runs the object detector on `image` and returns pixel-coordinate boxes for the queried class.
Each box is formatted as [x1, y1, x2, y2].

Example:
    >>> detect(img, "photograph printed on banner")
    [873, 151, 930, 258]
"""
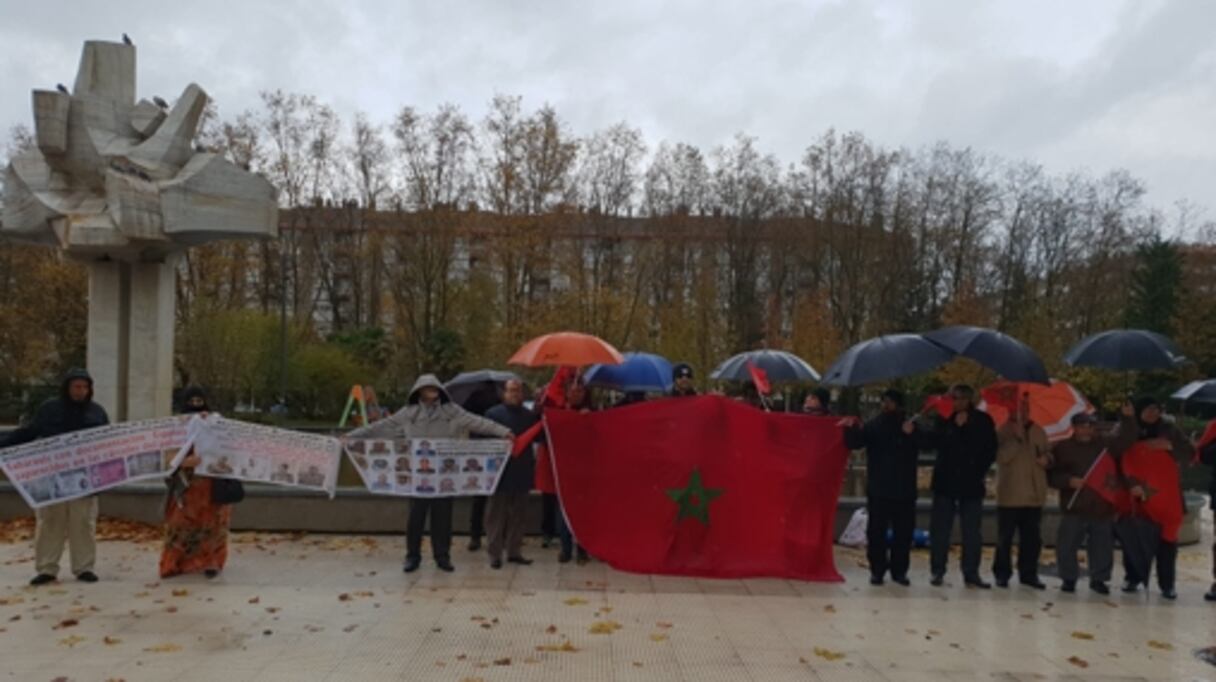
[89, 459, 127, 488]
[238, 454, 270, 481]
[126, 450, 163, 478]
[24, 476, 56, 504]
[54, 468, 91, 498]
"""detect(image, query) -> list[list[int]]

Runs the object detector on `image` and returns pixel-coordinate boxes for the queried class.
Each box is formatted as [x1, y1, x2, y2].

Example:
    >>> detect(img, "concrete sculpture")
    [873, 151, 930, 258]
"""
[0, 40, 278, 420]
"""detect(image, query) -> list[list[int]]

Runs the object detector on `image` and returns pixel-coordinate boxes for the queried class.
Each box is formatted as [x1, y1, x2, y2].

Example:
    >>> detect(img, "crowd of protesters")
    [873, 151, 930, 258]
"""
[2, 367, 1215, 607]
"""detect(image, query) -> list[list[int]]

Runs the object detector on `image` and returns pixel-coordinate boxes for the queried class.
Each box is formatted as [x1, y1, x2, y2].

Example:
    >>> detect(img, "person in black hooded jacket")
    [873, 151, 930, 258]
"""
[843, 389, 919, 586]
[2, 369, 109, 586]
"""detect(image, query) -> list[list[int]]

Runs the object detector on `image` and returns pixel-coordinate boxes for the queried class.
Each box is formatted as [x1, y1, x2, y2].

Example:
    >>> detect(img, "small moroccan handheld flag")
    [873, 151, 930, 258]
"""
[1069, 449, 1130, 513]
[746, 360, 771, 396]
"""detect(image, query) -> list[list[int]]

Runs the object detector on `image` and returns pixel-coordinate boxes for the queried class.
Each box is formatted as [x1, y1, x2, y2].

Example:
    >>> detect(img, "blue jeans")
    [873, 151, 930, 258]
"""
[556, 500, 580, 556]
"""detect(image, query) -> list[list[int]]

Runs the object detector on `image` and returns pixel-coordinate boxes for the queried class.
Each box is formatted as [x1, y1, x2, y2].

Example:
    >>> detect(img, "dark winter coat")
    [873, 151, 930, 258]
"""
[919, 408, 998, 500]
[0, 368, 109, 447]
[844, 410, 919, 502]
[1198, 439, 1216, 511]
[485, 403, 539, 494]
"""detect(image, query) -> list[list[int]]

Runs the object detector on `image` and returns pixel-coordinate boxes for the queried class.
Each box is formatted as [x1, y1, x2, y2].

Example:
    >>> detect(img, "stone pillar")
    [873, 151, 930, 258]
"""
[125, 259, 176, 420]
[87, 260, 128, 420]
[85, 258, 176, 421]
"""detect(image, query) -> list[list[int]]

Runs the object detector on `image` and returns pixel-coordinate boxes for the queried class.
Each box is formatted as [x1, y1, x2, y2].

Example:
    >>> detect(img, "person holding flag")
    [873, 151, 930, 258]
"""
[1048, 413, 1118, 595]
[1111, 397, 1194, 600]
[915, 384, 998, 589]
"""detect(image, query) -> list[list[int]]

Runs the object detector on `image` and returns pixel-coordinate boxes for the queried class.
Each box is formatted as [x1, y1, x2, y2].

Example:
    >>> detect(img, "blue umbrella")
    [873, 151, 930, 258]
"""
[710, 350, 820, 384]
[924, 325, 1050, 384]
[584, 352, 674, 393]
[820, 334, 955, 387]
[1064, 329, 1187, 371]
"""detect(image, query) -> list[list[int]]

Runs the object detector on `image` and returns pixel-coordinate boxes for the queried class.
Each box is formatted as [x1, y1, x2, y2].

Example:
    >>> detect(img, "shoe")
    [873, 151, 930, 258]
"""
[964, 577, 992, 590]
[930, 574, 944, 587]
[576, 549, 590, 564]
[436, 560, 455, 573]
[1061, 580, 1076, 594]
[869, 576, 884, 586]
[995, 578, 1009, 589]
[1121, 580, 1140, 594]
[1089, 581, 1109, 595]
[1204, 585, 1216, 602]
[29, 573, 56, 586]
[507, 556, 533, 566]
[892, 576, 911, 587]
[403, 559, 421, 573]
[467, 538, 482, 552]
[1020, 579, 1047, 591]
[1161, 588, 1177, 600]
[541, 536, 553, 549]
[76, 571, 99, 583]
[558, 552, 573, 564]
[204, 569, 219, 579]
[490, 559, 502, 570]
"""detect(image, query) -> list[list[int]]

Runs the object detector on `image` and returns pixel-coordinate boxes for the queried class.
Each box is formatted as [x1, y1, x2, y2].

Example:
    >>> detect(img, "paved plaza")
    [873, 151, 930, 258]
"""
[0, 516, 1214, 681]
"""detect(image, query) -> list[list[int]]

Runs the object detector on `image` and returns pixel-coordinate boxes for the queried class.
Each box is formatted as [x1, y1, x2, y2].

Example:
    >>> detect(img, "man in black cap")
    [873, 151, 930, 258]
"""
[842, 389, 919, 586]
[670, 364, 698, 398]
[1048, 412, 1115, 595]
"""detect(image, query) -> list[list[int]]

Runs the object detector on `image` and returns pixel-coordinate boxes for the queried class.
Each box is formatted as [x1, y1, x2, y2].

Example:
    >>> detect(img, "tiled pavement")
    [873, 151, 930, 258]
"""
[0, 518, 1214, 682]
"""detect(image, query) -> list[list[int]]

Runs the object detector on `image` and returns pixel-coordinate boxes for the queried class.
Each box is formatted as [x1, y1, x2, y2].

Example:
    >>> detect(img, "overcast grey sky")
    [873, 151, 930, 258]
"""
[1, 0, 1212, 217]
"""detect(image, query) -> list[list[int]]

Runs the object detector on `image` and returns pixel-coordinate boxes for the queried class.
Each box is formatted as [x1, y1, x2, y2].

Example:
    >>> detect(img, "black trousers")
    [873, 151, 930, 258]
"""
[1122, 538, 1178, 591]
[930, 496, 983, 578]
[406, 497, 453, 562]
[468, 496, 487, 539]
[993, 506, 1042, 582]
[541, 492, 558, 538]
[866, 497, 915, 580]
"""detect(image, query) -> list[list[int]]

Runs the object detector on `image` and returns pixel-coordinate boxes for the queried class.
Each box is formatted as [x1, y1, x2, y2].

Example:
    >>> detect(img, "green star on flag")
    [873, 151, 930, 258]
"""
[666, 468, 723, 525]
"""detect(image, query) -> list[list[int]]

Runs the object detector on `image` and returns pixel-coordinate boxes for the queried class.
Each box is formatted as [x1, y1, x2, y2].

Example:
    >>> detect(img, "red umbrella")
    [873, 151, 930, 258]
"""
[508, 332, 624, 368]
[979, 380, 1092, 441]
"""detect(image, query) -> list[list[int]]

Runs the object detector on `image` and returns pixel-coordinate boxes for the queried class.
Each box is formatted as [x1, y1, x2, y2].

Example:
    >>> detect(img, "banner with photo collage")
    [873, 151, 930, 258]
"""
[344, 438, 511, 497]
[189, 416, 342, 497]
[0, 416, 191, 509]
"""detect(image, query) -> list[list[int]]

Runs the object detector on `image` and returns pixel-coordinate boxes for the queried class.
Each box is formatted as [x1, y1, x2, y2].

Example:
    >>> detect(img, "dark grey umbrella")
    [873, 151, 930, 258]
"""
[923, 325, 1050, 384]
[820, 334, 955, 387]
[710, 350, 820, 384]
[444, 370, 522, 408]
[1063, 329, 1187, 371]
[1172, 379, 1216, 404]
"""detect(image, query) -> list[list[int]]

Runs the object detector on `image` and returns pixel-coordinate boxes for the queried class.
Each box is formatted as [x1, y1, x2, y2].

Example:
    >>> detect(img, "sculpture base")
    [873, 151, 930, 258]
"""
[86, 258, 176, 421]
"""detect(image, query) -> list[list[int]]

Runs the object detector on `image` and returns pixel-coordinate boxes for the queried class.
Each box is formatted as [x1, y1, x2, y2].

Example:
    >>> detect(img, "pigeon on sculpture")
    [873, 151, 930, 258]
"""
[153, 95, 169, 109]
[56, 83, 69, 94]
[122, 33, 133, 46]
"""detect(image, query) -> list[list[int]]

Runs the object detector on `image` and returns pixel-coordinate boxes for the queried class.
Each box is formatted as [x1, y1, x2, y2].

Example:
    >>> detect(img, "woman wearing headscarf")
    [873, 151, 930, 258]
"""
[159, 387, 232, 579]
[1111, 396, 1194, 599]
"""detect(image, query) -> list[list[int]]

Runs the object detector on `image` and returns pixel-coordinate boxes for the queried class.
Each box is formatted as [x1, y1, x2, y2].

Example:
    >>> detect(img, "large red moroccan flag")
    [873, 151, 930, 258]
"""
[1120, 442, 1183, 542]
[544, 395, 849, 581]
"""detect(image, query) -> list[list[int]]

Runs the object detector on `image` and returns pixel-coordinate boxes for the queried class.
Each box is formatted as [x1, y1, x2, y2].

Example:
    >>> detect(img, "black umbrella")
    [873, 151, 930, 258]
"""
[1172, 379, 1216, 405]
[923, 325, 1050, 384]
[1063, 329, 1187, 371]
[1115, 513, 1160, 587]
[710, 350, 820, 384]
[820, 334, 955, 387]
[444, 370, 522, 409]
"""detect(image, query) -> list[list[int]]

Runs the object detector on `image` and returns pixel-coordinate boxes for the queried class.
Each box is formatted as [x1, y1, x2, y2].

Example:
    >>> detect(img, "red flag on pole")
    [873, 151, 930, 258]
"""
[1120, 442, 1183, 542]
[921, 394, 953, 419]
[1070, 449, 1130, 513]
[544, 395, 848, 581]
[746, 360, 771, 396]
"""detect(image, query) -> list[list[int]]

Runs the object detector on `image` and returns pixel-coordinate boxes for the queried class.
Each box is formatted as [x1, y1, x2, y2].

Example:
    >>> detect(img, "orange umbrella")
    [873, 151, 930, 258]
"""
[979, 380, 1093, 441]
[508, 332, 625, 368]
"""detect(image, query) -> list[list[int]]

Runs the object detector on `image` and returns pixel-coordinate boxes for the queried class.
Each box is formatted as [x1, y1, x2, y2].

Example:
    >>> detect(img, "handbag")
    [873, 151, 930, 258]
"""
[210, 477, 246, 505]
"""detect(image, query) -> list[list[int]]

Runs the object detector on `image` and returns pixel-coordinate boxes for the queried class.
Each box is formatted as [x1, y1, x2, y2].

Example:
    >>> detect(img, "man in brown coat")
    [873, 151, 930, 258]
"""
[993, 393, 1051, 589]
[1048, 413, 1115, 595]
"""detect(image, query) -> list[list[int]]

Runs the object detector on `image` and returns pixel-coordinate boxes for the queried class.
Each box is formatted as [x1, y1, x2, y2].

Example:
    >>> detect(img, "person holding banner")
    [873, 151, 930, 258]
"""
[159, 388, 233, 579]
[1111, 397, 1194, 600]
[484, 379, 538, 569]
[1198, 420, 1216, 602]
[1048, 413, 1116, 595]
[349, 374, 511, 573]
[0, 369, 108, 586]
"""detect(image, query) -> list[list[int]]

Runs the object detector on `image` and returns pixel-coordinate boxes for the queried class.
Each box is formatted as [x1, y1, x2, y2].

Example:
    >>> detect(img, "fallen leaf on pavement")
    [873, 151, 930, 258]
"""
[1067, 656, 1088, 668]
[589, 620, 622, 634]
[1147, 640, 1173, 651]
[536, 640, 580, 652]
[813, 647, 845, 661]
[493, 657, 511, 666]
[247, 597, 260, 604]
[144, 643, 182, 653]
[170, 589, 188, 597]
[53, 619, 79, 629]
[104, 636, 122, 645]
[545, 625, 558, 634]
[563, 597, 588, 606]
[823, 604, 836, 613]
[58, 635, 85, 647]
[1071, 632, 1095, 640]
[649, 633, 669, 642]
